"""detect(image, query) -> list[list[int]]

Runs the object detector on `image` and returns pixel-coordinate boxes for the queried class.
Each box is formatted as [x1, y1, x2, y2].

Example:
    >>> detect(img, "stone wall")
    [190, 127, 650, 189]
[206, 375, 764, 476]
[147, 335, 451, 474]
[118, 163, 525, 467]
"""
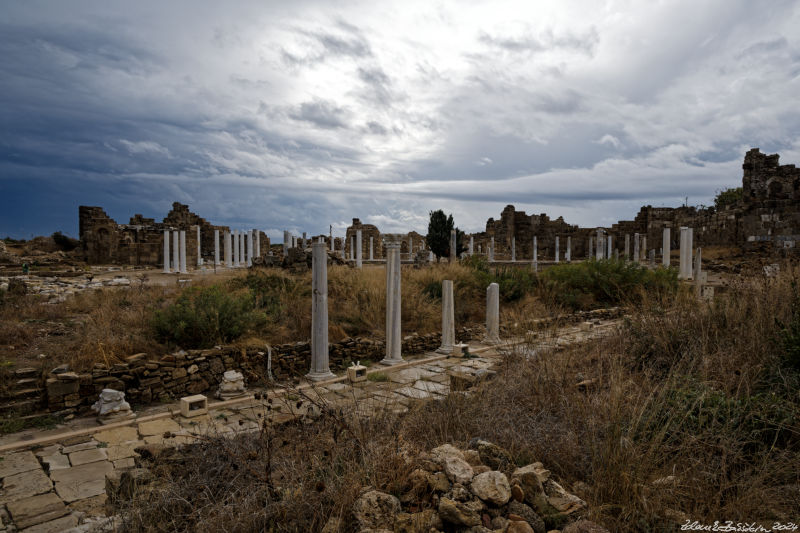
[37, 328, 475, 415]
[345, 218, 383, 260]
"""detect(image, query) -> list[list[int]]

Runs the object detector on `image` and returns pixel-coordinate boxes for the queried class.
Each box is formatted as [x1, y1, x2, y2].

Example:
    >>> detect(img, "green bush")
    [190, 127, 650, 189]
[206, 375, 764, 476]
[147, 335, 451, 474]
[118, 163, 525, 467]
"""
[541, 259, 678, 310]
[152, 285, 258, 348]
[462, 255, 538, 302]
[714, 187, 743, 210]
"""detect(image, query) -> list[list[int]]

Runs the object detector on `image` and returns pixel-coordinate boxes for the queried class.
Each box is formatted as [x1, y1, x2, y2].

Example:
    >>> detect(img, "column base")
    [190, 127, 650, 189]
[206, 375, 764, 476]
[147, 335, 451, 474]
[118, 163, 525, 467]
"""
[380, 357, 404, 366]
[482, 336, 502, 346]
[436, 345, 453, 354]
[306, 370, 336, 382]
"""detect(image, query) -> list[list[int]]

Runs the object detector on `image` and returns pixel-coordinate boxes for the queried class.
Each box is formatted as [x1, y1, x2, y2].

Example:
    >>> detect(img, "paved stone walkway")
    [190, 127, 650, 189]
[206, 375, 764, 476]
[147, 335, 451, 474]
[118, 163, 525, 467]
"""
[0, 320, 619, 533]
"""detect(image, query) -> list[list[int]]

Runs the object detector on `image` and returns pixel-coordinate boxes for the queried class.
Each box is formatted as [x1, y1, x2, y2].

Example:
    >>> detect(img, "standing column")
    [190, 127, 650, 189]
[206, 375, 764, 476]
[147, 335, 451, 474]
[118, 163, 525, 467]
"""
[625, 234, 630, 260]
[633, 233, 640, 263]
[511, 237, 516, 262]
[196, 226, 202, 266]
[607, 235, 613, 259]
[489, 237, 495, 262]
[694, 247, 703, 296]
[469, 235, 474, 255]
[409, 237, 413, 258]
[255, 229, 261, 258]
[437, 280, 455, 354]
[369, 236, 374, 261]
[307, 242, 335, 381]
[283, 231, 289, 257]
[532, 236, 538, 272]
[662, 228, 671, 267]
[224, 231, 232, 267]
[450, 229, 457, 262]
[233, 230, 240, 267]
[641, 236, 647, 262]
[484, 283, 501, 345]
[172, 230, 180, 273]
[596, 230, 604, 260]
[588, 237, 593, 259]
[179, 230, 187, 273]
[302, 232, 307, 249]
[214, 229, 220, 266]
[381, 237, 403, 365]
[163, 230, 171, 273]
[350, 236, 355, 261]
[340, 238, 346, 260]
[356, 230, 363, 269]
[566, 236, 572, 263]
[555, 236, 560, 263]
[247, 231, 254, 267]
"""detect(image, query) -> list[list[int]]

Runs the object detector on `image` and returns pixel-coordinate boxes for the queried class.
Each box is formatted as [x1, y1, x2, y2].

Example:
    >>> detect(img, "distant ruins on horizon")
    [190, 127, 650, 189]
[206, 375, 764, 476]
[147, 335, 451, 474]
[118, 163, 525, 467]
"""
[78, 148, 800, 267]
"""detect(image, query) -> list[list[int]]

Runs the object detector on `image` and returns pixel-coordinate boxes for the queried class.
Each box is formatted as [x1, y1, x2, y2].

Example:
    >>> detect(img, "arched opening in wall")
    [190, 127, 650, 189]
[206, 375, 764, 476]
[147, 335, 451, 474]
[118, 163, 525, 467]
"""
[95, 227, 112, 263]
[768, 180, 784, 199]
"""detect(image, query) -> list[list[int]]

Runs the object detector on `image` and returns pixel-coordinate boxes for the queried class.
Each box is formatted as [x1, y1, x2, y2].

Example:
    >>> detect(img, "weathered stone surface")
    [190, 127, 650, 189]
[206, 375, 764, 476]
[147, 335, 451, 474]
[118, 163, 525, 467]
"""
[67, 493, 107, 517]
[508, 501, 546, 533]
[443, 455, 474, 485]
[470, 439, 513, 470]
[106, 443, 141, 462]
[544, 479, 587, 515]
[69, 448, 107, 467]
[0, 451, 40, 479]
[437, 497, 482, 526]
[16, 513, 77, 533]
[50, 461, 114, 503]
[40, 453, 70, 471]
[430, 444, 464, 464]
[137, 418, 181, 436]
[511, 464, 546, 502]
[92, 426, 138, 445]
[393, 510, 443, 533]
[351, 490, 400, 530]
[470, 471, 511, 506]
[462, 449, 482, 466]
[507, 520, 535, 533]
[0, 468, 52, 502]
[6, 492, 68, 529]
[61, 442, 98, 454]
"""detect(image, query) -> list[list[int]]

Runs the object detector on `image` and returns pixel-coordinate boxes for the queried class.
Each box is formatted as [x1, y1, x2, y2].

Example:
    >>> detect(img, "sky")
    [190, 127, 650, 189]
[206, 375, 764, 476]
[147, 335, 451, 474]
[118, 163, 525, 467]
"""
[2, 0, 800, 241]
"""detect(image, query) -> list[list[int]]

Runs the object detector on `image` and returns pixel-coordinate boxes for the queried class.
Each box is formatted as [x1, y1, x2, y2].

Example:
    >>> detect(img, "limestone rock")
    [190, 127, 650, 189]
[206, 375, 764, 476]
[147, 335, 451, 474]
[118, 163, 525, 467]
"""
[427, 471, 451, 493]
[470, 471, 511, 506]
[507, 520, 535, 533]
[469, 439, 513, 470]
[508, 501, 546, 533]
[6, 492, 69, 529]
[437, 497, 482, 527]
[393, 510, 443, 532]
[351, 490, 400, 530]
[463, 449, 482, 466]
[544, 479, 587, 515]
[431, 443, 465, 464]
[443, 455, 474, 484]
[511, 464, 548, 511]
[216, 370, 246, 400]
[91, 389, 134, 424]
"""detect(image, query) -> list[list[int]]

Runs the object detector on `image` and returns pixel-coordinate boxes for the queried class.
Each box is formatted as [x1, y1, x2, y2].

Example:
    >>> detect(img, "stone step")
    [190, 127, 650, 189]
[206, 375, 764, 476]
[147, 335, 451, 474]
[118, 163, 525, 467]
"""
[12, 388, 43, 399]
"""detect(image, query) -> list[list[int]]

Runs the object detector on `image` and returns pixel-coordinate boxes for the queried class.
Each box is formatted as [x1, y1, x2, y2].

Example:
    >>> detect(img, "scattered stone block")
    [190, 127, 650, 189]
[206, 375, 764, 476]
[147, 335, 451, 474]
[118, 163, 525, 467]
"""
[6, 492, 68, 529]
[50, 461, 114, 503]
[0, 468, 52, 502]
[179, 394, 208, 418]
[0, 451, 41, 479]
[69, 448, 107, 467]
[40, 454, 70, 471]
[91, 389, 135, 425]
[216, 370, 246, 400]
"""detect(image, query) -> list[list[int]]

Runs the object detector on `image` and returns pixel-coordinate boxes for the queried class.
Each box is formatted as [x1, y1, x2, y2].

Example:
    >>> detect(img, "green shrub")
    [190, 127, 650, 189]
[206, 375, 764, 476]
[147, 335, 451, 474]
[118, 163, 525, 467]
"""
[463, 256, 538, 303]
[541, 259, 678, 310]
[230, 272, 296, 318]
[152, 285, 258, 348]
[714, 187, 743, 210]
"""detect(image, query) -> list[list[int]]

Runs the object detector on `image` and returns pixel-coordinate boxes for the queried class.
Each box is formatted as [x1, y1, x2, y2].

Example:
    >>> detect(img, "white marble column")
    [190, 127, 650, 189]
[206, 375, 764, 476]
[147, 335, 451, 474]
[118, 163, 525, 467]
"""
[179, 230, 187, 273]
[307, 242, 335, 381]
[633, 233, 640, 264]
[172, 230, 180, 273]
[247, 231, 254, 267]
[450, 229, 457, 262]
[625, 234, 630, 260]
[511, 237, 516, 262]
[196, 226, 202, 266]
[283, 230, 289, 257]
[566, 236, 572, 263]
[240, 232, 246, 266]
[596, 229, 604, 260]
[233, 230, 239, 267]
[163, 230, 171, 273]
[662, 228, 671, 267]
[489, 237, 495, 262]
[356, 229, 363, 269]
[381, 236, 403, 365]
[302, 232, 307, 249]
[409, 237, 413, 257]
[329, 230, 334, 252]
[255, 229, 260, 258]
[588, 237, 593, 259]
[437, 280, 455, 354]
[484, 282, 501, 345]
[679, 227, 694, 279]
[214, 229, 220, 266]
[555, 236, 560, 263]
[532, 236, 538, 272]
[350, 236, 355, 261]
[369, 236, 374, 261]
[607, 235, 613, 259]
[694, 247, 703, 296]
[469, 235, 474, 255]
[641, 236, 647, 262]
[222, 231, 233, 268]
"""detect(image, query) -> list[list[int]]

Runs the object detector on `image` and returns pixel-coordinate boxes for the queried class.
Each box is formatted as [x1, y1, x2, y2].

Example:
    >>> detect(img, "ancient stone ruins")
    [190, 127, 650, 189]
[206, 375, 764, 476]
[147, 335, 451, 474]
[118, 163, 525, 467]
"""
[76, 149, 800, 270]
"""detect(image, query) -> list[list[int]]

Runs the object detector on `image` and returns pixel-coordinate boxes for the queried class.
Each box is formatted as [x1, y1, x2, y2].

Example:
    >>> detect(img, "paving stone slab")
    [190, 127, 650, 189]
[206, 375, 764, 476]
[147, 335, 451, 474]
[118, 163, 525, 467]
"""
[105, 443, 141, 462]
[389, 367, 438, 383]
[61, 442, 98, 454]
[92, 427, 139, 446]
[6, 492, 68, 529]
[69, 448, 107, 467]
[137, 419, 181, 436]
[59, 435, 93, 447]
[0, 467, 52, 503]
[67, 493, 107, 517]
[0, 451, 41, 479]
[411, 380, 449, 395]
[393, 386, 433, 400]
[50, 461, 114, 503]
[112, 458, 136, 470]
[18, 512, 78, 533]
[40, 454, 70, 471]
[33, 446, 61, 458]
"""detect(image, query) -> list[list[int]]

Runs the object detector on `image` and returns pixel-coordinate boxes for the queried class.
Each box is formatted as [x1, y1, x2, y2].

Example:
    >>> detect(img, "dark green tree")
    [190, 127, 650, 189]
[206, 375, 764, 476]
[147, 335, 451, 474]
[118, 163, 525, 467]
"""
[426, 210, 466, 261]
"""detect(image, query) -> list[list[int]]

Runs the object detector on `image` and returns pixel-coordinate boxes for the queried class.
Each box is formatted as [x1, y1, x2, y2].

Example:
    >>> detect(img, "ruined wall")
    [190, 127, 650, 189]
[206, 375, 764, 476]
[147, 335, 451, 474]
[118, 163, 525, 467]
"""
[345, 218, 383, 259]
